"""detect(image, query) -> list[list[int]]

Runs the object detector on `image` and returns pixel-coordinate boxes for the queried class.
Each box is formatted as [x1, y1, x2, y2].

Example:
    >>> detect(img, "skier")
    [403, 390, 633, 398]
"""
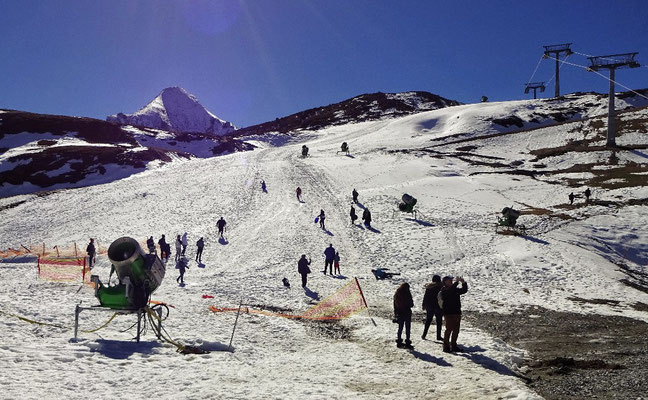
[323, 244, 335, 275]
[350, 205, 358, 224]
[181, 232, 188, 255]
[333, 251, 341, 275]
[569, 192, 575, 205]
[296, 187, 302, 202]
[158, 235, 168, 260]
[86, 238, 96, 269]
[261, 180, 267, 192]
[176, 256, 189, 284]
[352, 188, 358, 204]
[584, 188, 591, 203]
[421, 275, 443, 341]
[175, 235, 182, 262]
[319, 209, 326, 230]
[362, 208, 372, 228]
[297, 255, 312, 288]
[195, 237, 205, 263]
[217, 217, 227, 238]
[394, 282, 414, 349]
[146, 236, 155, 253]
[439, 276, 468, 352]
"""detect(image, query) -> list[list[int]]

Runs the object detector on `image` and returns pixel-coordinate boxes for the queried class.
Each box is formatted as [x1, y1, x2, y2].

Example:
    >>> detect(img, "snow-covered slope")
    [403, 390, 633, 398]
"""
[1, 95, 647, 399]
[108, 87, 236, 135]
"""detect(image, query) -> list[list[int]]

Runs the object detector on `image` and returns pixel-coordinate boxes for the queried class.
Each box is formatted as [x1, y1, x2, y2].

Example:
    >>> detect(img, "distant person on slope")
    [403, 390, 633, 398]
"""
[158, 235, 168, 260]
[333, 251, 341, 275]
[439, 276, 468, 353]
[181, 232, 188, 255]
[261, 180, 267, 192]
[569, 192, 575, 205]
[323, 244, 336, 275]
[319, 209, 326, 230]
[176, 256, 189, 284]
[296, 187, 302, 202]
[175, 235, 182, 262]
[146, 236, 155, 253]
[584, 188, 591, 203]
[352, 188, 359, 204]
[86, 238, 96, 269]
[394, 282, 414, 349]
[297, 255, 312, 288]
[421, 275, 443, 341]
[350, 205, 358, 224]
[217, 217, 227, 238]
[362, 208, 372, 228]
[195, 237, 205, 263]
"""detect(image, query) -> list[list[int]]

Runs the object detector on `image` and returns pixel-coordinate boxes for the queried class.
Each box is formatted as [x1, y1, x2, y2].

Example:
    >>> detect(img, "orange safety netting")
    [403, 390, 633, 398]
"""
[37, 256, 91, 283]
[209, 278, 369, 321]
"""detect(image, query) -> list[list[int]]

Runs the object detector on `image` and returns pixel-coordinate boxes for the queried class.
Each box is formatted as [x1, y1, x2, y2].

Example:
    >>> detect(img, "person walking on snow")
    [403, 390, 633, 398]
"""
[176, 256, 188, 284]
[86, 238, 96, 269]
[584, 188, 591, 203]
[439, 276, 468, 352]
[319, 209, 326, 230]
[195, 237, 205, 263]
[217, 217, 227, 238]
[158, 235, 168, 259]
[569, 192, 575, 205]
[394, 282, 414, 349]
[334, 251, 341, 275]
[323, 244, 335, 275]
[297, 255, 312, 288]
[422, 275, 443, 341]
[181, 232, 188, 255]
[175, 235, 182, 262]
[352, 188, 358, 204]
[296, 187, 302, 202]
[261, 180, 267, 192]
[362, 208, 372, 227]
[350, 205, 358, 224]
[146, 236, 155, 253]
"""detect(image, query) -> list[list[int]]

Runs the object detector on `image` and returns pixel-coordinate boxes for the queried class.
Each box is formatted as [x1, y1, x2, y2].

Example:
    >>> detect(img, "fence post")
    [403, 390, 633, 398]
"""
[37, 255, 40, 277]
[42, 243, 45, 256]
[74, 242, 78, 257]
[82, 257, 86, 283]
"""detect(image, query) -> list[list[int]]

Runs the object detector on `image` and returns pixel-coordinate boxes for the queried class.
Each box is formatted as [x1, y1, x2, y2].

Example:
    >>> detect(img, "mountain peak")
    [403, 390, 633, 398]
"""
[107, 87, 236, 135]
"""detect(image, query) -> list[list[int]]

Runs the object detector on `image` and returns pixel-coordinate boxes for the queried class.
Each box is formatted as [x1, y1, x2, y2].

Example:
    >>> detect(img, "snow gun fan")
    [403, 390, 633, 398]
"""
[90, 237, 166, 309]
[496, 207, 527, 236]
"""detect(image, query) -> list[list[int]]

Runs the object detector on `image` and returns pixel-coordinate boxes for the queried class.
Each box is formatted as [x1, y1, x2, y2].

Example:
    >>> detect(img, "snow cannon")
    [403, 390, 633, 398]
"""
[90, 237, 166, 310]
[500, 207, 521, 227]
[398, 194, 418, 213]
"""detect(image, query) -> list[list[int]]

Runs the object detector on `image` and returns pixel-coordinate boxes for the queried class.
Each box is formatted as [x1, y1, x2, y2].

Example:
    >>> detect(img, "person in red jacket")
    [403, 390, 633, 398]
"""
[393, 282, 414, 349]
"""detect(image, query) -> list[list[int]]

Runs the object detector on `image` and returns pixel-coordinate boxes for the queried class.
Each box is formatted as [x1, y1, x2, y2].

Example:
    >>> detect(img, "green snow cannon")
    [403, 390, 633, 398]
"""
[398, 194, 418, 213]
[90, 237, 166, 310]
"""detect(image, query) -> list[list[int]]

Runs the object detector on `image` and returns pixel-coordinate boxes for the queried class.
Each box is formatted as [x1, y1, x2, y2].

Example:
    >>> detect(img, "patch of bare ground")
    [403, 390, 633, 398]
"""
[465, 307, 648, 400]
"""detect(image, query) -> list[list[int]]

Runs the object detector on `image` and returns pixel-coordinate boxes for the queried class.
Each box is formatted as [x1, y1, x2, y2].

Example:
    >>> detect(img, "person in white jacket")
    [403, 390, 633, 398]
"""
[175, 235, 182, 262]
[181, 232, 188, 255]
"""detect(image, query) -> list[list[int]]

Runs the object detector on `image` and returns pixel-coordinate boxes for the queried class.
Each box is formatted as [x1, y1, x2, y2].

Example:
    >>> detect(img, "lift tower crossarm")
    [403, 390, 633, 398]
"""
[543, 43, 573, 98]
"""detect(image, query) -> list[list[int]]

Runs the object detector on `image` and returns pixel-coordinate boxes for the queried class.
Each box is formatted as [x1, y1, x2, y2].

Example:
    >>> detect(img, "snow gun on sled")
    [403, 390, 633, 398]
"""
[90, 237, 166, 309]
[496, 207, 526, 236]
[395, 194, 423, 219]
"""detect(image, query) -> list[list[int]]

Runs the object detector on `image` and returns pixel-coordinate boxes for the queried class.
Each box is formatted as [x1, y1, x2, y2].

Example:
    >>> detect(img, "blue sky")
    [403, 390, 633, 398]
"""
[1, 0, 647, 127]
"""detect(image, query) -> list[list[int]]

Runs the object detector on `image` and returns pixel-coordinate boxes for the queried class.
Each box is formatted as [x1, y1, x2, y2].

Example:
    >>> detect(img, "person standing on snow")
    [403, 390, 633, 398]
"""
[569, 192, 575, 205]
[350, 205, 358, 224]
[323, 244, 335, 275]
[261, 180, 267, 192]
[217, 217, 227, 238]
[362, 208, 372, 228]
[176, 256, 189, 284]
[158, 235, 168, 259]
[181, 232, 188, 255]
[297, 255, 312, 288]
[421, 275, 443, 341]
[439, 276, 468, 353]
[319, 209, 326, 230]
[584, 188, 591, 203]
[86, 238, 96, 269]
[394, 282, 414, 349]
[296, 187, 302, 202]
[175, 235, 182, 262]
[333, 251, 341, 275]
[195, 237, 205, 263]
[352, 188, 358, 204]
[146, 236, 155, 253]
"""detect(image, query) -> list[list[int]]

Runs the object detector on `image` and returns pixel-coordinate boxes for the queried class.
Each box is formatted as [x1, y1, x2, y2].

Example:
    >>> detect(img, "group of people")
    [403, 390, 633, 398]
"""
[393, 275, 468, 353]
[568, 187, 592, 205]
[297, 243, 342, 288]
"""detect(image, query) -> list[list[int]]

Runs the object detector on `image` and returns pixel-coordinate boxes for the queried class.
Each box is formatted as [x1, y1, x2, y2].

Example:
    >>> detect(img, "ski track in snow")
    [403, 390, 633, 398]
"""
[1, 109, 648, 399]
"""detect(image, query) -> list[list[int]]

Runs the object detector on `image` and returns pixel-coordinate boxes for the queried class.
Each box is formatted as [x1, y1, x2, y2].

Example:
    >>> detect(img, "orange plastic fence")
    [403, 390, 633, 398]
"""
[37, 256, 91, 284]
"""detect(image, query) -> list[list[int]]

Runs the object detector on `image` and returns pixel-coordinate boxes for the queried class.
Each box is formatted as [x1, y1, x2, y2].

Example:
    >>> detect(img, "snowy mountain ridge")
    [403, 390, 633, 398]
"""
[107, 87, 236, 135]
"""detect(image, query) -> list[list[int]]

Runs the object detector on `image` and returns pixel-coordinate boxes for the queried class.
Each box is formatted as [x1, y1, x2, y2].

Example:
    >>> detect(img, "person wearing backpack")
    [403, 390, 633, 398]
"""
[421, 275, 443, 341]
[439, 276, 468, 352]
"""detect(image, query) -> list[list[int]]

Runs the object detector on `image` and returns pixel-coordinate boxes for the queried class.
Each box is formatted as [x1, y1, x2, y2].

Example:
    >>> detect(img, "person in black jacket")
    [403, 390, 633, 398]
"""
[350, 206, 358, 224]
[319, 209, 326, 230]
[195, 237, 204, 263]
[352, 188, 358, 203]
[217, 218, 227, 238]
[439, 276, 468, 352]
[86, 238, 96, 269]
[297, 255, 312, 288]
[393, 282, 414, 349]
[323, 244, 335, 275]
[421, 275, 443, 341]
[362, 208, 372, 227]
[158, 235, 168, 260]
[146, 236, 155, 253]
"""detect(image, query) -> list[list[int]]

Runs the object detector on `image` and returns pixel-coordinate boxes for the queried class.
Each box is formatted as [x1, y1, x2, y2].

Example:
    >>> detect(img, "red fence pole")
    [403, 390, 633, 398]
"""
[37, 255, 40, 277]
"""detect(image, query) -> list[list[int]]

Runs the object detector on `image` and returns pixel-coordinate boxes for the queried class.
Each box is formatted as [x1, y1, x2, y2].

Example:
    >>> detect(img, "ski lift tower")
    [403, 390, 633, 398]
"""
[587, 53, 640, 147]
[543, 43, 573, 97]
[524, 82, 546, 99]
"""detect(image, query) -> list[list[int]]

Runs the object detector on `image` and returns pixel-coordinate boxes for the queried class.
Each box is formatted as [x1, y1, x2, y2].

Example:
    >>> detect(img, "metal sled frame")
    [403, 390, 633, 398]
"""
[495, 218, 527, 236]
[74, 304, 163, 343]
